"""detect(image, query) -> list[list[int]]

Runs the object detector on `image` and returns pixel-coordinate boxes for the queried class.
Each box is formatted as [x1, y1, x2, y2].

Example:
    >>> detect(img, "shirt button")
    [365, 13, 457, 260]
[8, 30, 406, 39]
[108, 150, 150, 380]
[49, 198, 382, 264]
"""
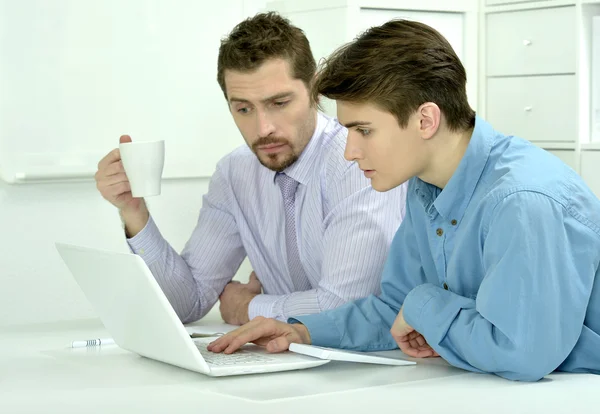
[451, 219, 457, 226]
[436, 228, 444, 236]
[443, 283, 449, 290]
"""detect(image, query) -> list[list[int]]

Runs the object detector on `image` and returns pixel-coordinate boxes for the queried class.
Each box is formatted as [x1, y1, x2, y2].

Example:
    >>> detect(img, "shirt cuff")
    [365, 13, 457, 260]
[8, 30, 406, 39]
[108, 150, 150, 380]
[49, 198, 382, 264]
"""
[248, 294, 279, 320]
[289, 313, 343, 348]
[402, 283, 443, 333]
[126, 216, 165, 264]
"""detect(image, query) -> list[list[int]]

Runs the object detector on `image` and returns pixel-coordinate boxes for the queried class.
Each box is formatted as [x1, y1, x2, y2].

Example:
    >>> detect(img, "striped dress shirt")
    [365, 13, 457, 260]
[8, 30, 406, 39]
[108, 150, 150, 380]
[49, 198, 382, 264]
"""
[127, 112, 407, 322]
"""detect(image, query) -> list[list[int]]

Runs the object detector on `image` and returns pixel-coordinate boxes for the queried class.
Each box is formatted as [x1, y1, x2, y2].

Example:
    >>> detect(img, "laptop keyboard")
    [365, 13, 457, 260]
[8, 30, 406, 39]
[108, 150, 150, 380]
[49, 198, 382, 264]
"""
[194, 342, 276, 366]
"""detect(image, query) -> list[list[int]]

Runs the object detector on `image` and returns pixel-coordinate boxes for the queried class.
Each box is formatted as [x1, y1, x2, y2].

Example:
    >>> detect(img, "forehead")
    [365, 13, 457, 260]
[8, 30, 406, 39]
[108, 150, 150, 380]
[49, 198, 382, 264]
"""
[224, 58, 306, 102]
[337, 101, 376, 120]
[337, 100, 400, 126]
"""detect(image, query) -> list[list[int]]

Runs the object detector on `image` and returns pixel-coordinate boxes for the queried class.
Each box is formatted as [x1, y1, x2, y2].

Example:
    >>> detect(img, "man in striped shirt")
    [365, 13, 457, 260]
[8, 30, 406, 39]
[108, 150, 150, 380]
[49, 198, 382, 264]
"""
[94, 12, 406, 326]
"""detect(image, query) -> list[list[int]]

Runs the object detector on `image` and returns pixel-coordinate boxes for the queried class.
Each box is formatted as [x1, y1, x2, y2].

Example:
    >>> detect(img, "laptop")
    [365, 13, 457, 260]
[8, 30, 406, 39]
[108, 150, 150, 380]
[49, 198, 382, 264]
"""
[55, 242, 330, 376]
[56, 242, 415, 377]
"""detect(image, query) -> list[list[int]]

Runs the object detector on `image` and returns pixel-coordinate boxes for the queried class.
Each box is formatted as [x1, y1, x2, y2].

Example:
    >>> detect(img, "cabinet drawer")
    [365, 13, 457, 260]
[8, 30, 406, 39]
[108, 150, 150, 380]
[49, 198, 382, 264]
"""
[486, 6, 576, 76]
[581, 151, 600, 198]
[546, 150, 576, 170]
[487, 75, 576, 142]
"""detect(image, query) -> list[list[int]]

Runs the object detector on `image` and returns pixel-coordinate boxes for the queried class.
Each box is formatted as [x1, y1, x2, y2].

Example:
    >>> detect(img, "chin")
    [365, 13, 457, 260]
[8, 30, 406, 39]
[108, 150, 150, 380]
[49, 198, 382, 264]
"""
[370, 178, 401, 192]
[370, 181, 390, 192]
[258, 153, 298, 172]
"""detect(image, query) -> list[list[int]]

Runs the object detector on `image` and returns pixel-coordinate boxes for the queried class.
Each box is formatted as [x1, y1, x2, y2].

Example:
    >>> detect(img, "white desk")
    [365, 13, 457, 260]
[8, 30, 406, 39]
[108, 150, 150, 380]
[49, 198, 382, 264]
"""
[1, 318, 599, 414]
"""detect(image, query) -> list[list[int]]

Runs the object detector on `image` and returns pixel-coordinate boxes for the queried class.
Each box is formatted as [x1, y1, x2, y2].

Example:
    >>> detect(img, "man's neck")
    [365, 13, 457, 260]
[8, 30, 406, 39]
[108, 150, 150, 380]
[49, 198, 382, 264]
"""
[419, 126, 474, 189]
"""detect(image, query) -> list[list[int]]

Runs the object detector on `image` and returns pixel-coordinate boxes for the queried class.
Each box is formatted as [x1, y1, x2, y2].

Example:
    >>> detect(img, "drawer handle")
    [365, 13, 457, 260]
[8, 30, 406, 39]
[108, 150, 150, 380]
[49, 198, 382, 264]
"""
[524, 106, 533, 112]
[523, 39, 532, 46]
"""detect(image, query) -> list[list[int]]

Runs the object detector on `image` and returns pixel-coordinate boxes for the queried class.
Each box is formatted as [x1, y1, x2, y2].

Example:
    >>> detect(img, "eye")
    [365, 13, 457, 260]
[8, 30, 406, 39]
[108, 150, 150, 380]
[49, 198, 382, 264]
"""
[273, 100, 289, 108]
[356, 128, 371, 137]
[237, 107, 252, 114]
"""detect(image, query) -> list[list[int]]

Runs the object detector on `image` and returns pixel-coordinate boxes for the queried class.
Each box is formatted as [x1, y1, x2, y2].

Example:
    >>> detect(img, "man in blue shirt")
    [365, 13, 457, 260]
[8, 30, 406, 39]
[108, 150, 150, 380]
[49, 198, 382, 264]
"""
[208, 20, 600, 381]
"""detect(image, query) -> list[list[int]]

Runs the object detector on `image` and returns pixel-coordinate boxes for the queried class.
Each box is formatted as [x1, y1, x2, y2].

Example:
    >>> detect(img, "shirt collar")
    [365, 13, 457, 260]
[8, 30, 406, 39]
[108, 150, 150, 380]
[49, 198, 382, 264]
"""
[414, 115, 495, 222]
[272, 111, 325, 186]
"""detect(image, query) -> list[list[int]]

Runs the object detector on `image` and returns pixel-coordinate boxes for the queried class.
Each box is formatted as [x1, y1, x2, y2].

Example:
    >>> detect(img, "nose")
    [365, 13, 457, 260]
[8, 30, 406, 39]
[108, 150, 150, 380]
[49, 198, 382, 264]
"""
[344, 132, 363, 162]
[256, 109, 276, 138]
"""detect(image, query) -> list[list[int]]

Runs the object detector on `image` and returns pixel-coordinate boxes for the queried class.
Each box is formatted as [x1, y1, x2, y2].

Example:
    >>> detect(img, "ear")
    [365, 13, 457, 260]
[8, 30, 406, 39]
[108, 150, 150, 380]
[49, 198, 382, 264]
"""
[418, 102, 441, 140]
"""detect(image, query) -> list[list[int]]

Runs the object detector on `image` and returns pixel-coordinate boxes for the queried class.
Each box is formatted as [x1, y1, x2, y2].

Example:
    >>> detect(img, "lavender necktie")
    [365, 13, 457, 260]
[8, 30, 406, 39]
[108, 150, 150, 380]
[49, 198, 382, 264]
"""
[276, 173, 310, 290]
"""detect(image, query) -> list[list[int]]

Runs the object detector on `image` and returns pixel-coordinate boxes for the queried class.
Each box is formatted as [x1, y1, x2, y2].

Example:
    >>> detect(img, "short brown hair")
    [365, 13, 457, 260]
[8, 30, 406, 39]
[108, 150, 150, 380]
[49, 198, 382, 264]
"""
[314, 19, 475, 131]
[217, 12, 317, 103]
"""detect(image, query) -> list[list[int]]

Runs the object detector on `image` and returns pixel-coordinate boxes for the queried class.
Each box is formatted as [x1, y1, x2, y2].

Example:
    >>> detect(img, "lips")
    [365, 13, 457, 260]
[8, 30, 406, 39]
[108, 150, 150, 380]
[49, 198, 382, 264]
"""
[361, 168, 375, 178]
[258, 143, 287, 154]
[258, 143, 285, 149]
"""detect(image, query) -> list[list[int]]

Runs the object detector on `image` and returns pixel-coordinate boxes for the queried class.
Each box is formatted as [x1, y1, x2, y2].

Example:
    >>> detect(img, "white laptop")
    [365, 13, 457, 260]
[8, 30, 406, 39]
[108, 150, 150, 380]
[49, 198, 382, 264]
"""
[55, 242, 414, 377]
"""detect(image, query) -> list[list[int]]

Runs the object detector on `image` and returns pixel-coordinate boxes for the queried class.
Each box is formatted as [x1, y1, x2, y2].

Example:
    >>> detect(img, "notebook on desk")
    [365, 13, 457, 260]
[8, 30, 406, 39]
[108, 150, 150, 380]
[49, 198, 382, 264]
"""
[55, 242, 414, 377]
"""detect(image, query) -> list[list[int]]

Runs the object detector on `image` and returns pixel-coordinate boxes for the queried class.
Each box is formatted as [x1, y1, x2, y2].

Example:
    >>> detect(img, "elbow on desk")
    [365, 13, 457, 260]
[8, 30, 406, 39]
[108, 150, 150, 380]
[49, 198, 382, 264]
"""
[493, 349, 562, 382]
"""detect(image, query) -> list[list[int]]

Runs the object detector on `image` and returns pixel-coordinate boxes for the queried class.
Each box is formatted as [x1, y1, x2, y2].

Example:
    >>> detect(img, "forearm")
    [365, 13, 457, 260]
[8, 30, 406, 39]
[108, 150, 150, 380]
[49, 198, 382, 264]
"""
[291, 294, 398, 351]
[249, 289, 323, 321]
[127, 216, 214, 322]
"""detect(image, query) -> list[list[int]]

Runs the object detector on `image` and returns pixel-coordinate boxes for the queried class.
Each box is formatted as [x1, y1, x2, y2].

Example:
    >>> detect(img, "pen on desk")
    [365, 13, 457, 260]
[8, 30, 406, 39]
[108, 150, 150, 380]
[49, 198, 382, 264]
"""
[71, 338, 115, 348]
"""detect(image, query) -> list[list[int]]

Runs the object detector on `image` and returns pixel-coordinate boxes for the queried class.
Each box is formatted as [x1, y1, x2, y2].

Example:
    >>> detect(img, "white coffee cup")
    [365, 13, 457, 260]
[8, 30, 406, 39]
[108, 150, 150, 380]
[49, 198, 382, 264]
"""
[119, 140, 165, 198]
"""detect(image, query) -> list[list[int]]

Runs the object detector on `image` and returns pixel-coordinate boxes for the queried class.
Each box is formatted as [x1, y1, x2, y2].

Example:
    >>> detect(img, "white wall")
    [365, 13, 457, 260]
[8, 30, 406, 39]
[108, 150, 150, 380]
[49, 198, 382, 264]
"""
[0, 178, 230, 326]
[0, 0, 267, 327]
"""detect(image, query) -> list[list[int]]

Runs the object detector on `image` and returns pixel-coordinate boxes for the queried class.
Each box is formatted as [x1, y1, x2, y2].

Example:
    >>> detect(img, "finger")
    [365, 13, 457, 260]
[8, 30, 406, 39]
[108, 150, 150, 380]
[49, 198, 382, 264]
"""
[97, 148, 121, 171]
[412, 348, 438, 358]
[394, 335, 412, 353]
[119, 134, 132, 144]
[108, 180, 131, 198]
[398, 343, 421, 358]
[266, 336, 292, 353]
[207, 326, 250, 352]
[223, 320, 277, 354]
[102, 160, 126, 177]
[96, 173, 129, 197]
[247, 274, 262, 293]
[409, 337, 421, 350]
[417, 342, 440, 357]
[100, 172, 129, 187]
[406, 331, 420, 341]
[416, 335, 426, 347]
[208, 317, 266, 353]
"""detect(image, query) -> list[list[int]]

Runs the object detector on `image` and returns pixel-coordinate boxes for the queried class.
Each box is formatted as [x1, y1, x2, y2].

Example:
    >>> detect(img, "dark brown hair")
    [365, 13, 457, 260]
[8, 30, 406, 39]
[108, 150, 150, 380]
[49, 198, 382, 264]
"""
[314, 19, 475, 131]
[217, 12, 316, 103]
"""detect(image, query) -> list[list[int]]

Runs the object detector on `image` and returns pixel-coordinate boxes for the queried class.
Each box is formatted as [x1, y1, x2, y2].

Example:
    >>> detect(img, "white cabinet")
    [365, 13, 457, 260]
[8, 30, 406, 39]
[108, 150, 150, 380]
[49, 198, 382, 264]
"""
[482, 1, 600, 177]
[487, 75, 576, 142]
[581, 151, 600, 197]
[547, 150, 577, 170]
[486, 6, 576, 76]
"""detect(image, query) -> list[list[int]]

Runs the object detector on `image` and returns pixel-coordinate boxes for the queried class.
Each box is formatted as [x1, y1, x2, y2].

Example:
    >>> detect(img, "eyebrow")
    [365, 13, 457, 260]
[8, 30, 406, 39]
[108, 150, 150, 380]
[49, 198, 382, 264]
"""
[229, 92, 294, 105]
[343, 121, 372, 128]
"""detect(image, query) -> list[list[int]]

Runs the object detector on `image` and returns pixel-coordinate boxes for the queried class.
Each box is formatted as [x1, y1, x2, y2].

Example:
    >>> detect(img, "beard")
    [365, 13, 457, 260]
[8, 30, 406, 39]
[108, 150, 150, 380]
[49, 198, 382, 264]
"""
[252, 136, 299, 172]
[249, 112, 316, 172]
